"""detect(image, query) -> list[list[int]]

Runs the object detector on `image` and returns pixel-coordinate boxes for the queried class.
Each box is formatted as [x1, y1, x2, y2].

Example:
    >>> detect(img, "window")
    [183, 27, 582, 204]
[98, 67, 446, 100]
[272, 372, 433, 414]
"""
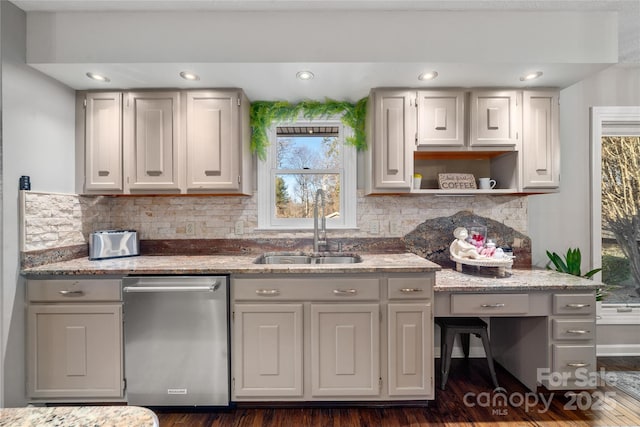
[258, 119, 356, 229]
[591, 107, 640, 310]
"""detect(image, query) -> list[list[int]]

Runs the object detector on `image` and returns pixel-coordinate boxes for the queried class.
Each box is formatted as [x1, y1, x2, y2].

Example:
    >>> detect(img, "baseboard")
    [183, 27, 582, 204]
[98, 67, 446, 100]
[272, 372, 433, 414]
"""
[596, 344, 640, 357]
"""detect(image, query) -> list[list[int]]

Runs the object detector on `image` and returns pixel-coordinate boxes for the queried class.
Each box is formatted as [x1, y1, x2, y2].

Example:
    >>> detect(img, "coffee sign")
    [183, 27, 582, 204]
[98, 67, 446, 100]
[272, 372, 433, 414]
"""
[438, 173, 477, 190]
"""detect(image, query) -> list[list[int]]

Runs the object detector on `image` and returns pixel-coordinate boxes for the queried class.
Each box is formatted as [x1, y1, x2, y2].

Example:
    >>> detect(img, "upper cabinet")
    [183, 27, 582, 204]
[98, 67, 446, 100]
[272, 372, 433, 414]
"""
[416, 90, 465, 148]
[124, 91, 181, 192]
[521, 91, 560, 190]
[469, 91, 520, 147]
[364, 89, 415, 194]
[84, 92, 123, 192]
[185, 90, 251, 194]
[78, 89, 252, 195]
[365, 88, 559, 195]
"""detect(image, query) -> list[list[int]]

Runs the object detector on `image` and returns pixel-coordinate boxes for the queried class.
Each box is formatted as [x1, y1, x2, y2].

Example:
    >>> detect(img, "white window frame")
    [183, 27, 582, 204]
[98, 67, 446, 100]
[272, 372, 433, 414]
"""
[590, 106, 640, 331]
[257, 118, 357, 230]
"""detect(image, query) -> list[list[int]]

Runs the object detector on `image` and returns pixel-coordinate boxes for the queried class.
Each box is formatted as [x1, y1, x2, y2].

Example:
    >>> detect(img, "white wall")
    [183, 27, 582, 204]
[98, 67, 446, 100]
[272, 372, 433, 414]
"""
[528, 65, 640, 268]
[1, 1, 75, 406]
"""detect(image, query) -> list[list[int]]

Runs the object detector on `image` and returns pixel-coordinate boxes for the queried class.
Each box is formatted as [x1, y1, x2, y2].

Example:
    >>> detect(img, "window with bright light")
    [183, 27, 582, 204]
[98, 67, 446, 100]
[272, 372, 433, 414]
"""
[257, 120, 356, 229]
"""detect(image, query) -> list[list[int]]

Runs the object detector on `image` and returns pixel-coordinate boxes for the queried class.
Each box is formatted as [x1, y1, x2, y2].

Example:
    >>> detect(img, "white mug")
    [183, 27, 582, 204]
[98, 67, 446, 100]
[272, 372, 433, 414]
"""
[478, 177, 496, 189]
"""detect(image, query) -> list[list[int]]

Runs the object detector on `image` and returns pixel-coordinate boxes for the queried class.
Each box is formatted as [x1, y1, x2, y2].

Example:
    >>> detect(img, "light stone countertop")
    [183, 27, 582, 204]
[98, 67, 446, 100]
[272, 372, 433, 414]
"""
[435, 267, 601, 292]
[21, 253, 600, 293]
[0, 405, 158, 427]
[21, 253, 441, 276]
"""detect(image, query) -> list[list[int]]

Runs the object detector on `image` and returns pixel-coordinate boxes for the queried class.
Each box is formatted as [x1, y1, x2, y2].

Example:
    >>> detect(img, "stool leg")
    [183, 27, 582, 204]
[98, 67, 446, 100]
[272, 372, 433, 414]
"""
[441, 331, 455, 390]
[479, 330, 499, 389]
[460, 333, 470, 358]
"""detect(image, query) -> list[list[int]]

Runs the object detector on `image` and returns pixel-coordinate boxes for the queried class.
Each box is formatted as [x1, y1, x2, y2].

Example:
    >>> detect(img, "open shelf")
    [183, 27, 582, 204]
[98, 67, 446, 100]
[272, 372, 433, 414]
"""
[413, 151, 519, 193]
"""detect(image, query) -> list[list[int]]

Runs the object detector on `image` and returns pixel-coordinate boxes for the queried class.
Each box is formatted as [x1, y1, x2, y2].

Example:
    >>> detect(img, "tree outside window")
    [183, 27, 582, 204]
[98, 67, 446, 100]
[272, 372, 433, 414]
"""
[601, 136, 640, 302]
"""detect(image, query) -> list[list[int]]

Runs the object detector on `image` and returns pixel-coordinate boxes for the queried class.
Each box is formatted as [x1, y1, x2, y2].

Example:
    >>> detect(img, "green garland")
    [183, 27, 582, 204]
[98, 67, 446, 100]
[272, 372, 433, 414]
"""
[250, 98, 368, 160]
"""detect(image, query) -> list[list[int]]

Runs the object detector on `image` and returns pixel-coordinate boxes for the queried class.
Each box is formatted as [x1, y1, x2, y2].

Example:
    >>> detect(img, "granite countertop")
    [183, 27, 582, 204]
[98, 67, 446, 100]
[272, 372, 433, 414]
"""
[21, 252, 441, 276]
[435, 268, 601, 292]
[0, 405, 158, 427]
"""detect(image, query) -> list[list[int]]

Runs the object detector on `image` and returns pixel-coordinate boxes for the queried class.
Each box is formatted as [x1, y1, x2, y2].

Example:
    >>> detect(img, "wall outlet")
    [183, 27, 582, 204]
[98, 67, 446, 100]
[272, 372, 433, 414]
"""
[234, 220, 244, 235]
[186, 222, 195, 235]
[370, 221, 379, 235]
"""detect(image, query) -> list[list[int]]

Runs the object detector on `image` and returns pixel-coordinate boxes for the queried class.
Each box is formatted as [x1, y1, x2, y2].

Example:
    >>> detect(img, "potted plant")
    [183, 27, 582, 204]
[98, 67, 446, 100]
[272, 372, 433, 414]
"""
[546, 248, 607, 304]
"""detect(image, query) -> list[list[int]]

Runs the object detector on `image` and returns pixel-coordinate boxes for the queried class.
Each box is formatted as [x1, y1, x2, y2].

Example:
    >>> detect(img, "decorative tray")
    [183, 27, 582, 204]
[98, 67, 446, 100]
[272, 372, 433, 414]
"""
[450, 254, 514, 277]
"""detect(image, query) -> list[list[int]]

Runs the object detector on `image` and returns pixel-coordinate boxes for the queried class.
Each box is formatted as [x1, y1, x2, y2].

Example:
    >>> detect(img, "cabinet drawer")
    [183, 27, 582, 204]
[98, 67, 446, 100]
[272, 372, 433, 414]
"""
[553, 294, 595, 315]
[552, 344, 596, 377]
[388, 276, 433, 300]
[233, 277, 380, 301]
[27, 279, 122, 302]
[552, 319, 596, 341]
[450, 293, 529, 315]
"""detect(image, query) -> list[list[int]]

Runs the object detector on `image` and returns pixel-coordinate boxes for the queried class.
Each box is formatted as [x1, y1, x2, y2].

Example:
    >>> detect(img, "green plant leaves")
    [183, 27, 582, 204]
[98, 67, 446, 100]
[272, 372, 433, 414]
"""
[249, 98, 368, 160]
[545, 247, 602, 279]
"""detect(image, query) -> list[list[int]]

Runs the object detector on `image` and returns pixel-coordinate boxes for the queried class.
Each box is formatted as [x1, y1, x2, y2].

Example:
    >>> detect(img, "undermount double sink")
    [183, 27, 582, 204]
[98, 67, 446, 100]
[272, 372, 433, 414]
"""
[254, 252, 363, 265]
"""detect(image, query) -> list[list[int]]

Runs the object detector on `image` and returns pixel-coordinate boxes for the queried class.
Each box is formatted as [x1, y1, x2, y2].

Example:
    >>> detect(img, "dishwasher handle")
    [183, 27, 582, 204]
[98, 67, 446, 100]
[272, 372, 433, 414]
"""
[123, 282, 221, 293]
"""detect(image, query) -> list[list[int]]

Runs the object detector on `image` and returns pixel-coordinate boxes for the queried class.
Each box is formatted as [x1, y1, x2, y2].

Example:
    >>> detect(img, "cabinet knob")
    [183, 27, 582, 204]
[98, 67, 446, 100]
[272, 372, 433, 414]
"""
[565, 303, 591, 308]
[481, 303, 505, 308]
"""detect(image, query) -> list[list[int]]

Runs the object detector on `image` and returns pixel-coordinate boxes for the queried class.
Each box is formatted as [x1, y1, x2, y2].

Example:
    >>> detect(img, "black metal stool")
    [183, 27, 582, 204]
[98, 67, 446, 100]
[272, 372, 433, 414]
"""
[435, 317, 499, 390]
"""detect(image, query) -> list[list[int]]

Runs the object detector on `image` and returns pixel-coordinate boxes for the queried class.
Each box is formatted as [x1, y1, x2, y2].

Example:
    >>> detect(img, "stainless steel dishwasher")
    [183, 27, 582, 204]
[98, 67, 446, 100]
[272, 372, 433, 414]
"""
[123, 276, 229, 406]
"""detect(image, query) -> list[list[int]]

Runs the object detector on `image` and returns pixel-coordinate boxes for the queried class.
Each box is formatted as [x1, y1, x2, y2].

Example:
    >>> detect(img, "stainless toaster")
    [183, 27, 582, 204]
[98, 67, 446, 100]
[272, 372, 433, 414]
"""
[89, 230, 140, 260]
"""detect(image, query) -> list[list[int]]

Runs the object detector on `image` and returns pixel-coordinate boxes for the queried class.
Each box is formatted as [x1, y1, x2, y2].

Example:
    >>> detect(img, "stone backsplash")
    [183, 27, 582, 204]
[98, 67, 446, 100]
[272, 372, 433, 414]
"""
[21, 190, 528, 256]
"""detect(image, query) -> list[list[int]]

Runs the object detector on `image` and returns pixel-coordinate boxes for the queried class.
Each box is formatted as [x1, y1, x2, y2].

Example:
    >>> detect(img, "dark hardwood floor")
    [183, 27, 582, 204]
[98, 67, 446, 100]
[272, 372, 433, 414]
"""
[155, 357, 640, 426]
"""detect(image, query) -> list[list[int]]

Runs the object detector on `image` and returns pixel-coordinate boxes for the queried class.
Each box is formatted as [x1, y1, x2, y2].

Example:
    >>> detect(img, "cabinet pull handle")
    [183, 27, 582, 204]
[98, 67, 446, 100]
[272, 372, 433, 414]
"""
[565, 303, 591, 308]
[481, 303, 505, 308]
[59, 290, 85, 296]
[566, 362, 590, 368]
[400, 288, 423, 293]
[566, 329, 590, 335]
[256, 289, 280, 296]
[333, 289, 358, 296]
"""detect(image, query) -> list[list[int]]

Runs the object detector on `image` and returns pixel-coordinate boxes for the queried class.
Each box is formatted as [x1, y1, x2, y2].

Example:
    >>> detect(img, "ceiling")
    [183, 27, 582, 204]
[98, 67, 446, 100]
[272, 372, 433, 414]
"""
[11, 0, 640, 102]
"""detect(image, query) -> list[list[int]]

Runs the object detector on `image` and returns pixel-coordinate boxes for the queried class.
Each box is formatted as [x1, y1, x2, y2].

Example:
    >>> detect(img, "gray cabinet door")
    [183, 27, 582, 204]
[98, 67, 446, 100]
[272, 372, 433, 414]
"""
[85, 92, 123, 191]
[125, 91, 181, 191]
[27, 304, 123, 399]
[310, 303, 380, 397]
[233, 304, 303, 397]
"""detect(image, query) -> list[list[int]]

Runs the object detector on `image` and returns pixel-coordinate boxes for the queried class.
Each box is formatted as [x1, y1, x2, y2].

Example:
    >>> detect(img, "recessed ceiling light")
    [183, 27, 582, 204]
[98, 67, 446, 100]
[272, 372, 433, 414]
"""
[418, 71, 438, 81]
[520, 71, 543, 81]
[86, 72, 110, 83]
[296, 71, 314, 81]
[180, 71, 200, 81]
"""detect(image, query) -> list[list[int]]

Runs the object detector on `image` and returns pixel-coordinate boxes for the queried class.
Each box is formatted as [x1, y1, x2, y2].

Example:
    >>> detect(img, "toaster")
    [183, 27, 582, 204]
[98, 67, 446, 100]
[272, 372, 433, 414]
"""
[89, 230, 140, 260]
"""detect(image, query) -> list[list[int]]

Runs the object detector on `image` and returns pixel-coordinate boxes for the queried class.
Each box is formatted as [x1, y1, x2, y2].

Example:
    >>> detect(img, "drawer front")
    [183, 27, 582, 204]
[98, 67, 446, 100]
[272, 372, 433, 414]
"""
[552, 344, 596, 377]
[233, 277, 380, 301]
[450, 293, 529, 315]
[552, 319, 596, 340]
[553, 294, 595, 315]
[388, 276, 434, 300]
[27, 279, 122, 302]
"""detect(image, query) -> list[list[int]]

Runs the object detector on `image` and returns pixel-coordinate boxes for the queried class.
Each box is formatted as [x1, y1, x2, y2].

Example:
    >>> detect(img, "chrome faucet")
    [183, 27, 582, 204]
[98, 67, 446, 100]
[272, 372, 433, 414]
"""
[313, 189, 327, 253]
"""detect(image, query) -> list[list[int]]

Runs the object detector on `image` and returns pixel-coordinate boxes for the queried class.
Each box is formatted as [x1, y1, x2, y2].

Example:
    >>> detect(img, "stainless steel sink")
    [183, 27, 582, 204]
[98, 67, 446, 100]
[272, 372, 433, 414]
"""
[254, 252, 362, 265]
[257, 254, 312, 264]
[312, 255, 362, 264]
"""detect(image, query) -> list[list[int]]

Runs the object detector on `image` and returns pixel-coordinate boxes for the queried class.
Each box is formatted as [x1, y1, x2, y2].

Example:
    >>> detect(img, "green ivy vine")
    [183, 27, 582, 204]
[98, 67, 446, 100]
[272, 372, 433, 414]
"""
[250, 98, 368, 160]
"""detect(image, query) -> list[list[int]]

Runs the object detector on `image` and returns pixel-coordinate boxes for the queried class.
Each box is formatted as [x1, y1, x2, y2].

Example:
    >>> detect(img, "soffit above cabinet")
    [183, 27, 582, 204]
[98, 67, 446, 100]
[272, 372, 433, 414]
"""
[22, 9, 618, 102]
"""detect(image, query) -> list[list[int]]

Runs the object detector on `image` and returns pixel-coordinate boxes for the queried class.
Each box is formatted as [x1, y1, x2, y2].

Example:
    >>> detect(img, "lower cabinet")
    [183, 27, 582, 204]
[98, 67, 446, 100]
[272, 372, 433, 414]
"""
[231, 273, 435, 402]
[26, 279, 123, 401]
[233, 304, 304, 397]
[310, 304, 380, 397]
[388, 303, 432, 397]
